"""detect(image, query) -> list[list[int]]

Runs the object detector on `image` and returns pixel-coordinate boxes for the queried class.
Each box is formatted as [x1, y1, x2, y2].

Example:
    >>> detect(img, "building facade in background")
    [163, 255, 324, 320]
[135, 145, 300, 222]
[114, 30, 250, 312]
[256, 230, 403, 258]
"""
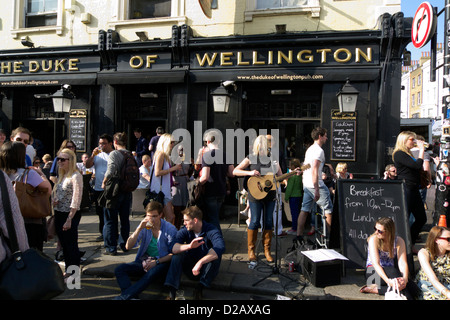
[0, 0, 409, 177]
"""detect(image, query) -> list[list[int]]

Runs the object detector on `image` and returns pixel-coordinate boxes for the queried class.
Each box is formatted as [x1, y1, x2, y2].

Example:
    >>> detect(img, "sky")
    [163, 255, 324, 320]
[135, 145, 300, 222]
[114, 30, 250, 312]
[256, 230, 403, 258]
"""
[401, 0, 444, 62]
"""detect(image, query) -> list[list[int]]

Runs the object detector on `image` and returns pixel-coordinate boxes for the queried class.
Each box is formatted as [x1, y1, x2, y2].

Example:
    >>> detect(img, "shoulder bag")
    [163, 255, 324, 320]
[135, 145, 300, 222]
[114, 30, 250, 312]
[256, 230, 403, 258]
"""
[0, 171, 65, 300]
[13, 169, 51, 219]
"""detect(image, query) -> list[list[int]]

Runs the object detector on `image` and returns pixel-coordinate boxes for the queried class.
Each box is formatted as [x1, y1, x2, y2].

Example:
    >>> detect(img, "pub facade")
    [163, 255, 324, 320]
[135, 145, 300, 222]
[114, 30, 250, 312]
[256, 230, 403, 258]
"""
[0, 0, 410, 178]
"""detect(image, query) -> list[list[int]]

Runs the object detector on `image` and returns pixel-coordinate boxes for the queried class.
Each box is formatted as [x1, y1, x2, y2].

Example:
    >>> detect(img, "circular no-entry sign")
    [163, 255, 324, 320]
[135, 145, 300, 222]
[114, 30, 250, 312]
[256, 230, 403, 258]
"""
[411, 2, 437, 49]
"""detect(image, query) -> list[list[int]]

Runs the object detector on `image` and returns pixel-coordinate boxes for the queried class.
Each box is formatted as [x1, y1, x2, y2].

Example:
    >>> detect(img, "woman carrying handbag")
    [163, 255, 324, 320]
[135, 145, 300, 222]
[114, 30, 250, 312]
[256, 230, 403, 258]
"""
[149, 133, 181, 225]
[0, 141, 51, 251]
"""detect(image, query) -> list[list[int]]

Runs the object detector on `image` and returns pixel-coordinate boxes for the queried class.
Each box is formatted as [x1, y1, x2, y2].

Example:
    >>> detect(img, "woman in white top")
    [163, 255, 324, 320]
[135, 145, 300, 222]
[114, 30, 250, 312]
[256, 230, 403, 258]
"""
[150, 133, 181, 225]
[52, 148, 83, 277]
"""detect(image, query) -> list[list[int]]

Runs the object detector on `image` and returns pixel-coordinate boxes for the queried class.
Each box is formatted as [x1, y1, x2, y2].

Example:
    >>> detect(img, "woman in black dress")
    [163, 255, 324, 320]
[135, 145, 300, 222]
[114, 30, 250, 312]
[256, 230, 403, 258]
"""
[392, 131, 426, 248]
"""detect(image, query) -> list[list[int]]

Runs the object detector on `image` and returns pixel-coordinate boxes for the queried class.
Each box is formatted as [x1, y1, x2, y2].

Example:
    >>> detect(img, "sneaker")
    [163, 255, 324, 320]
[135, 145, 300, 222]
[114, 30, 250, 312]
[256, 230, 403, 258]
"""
[104, 249, 117, 256]
[95, 235, 103, 242]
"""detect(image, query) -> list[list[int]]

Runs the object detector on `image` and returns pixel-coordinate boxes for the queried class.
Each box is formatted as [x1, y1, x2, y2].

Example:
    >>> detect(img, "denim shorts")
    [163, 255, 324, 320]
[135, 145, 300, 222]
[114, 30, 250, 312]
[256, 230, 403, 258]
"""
[301, 186, 333, 214]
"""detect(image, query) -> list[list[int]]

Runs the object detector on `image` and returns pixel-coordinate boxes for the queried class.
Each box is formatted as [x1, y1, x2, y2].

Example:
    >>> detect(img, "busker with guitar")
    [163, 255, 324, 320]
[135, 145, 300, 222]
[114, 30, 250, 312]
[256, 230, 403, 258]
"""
[234, 135, 301, 263]
[296, 127, 333, 244]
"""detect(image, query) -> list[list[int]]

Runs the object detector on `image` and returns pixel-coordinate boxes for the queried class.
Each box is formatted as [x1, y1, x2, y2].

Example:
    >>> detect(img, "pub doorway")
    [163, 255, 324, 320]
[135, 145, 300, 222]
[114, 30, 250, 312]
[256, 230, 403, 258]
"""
[241, 82, 322, 171]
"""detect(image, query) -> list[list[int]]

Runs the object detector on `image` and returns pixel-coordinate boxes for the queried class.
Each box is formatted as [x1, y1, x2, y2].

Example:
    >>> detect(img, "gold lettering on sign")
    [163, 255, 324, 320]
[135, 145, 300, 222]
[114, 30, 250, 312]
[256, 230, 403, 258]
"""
[220, 52, 233, 66]
[195, 47, 373, 67]
[29, 61, 39, 72]
[253, 51, 265, 65]
[297, 50, 313, 63]
[13, 61, 23, 73]
[196, 52, 218, 66]
[237, 52, 250, 66]
[130, 56, 144, 69]
[355, 47, 372, 63]
[42, 60, 53, 72]
[1, 62, 11, 74]
[55, 59, 67, 71]
[278, 51, 292, 64]
[334, 48, 352, 63]
[316, 49, 332, 63]
[68, 58, 80, 71]
[146, 55, 158, 68]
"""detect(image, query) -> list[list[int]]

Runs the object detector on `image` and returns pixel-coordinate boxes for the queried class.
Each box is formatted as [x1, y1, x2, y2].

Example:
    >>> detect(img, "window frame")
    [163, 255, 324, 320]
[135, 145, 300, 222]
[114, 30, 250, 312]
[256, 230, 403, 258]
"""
[11, 0, 64, 39]
[110, 0, 186, 28]
[245, 0, 320, 21]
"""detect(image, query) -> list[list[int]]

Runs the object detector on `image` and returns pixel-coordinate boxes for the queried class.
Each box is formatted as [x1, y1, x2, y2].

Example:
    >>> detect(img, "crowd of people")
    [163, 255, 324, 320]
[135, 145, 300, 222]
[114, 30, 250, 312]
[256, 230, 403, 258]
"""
[0, 126, 448, 301]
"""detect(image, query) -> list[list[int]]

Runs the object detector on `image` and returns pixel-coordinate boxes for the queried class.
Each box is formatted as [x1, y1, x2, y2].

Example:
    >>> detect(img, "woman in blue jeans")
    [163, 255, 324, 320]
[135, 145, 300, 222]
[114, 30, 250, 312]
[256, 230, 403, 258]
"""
[114, 201, 177, 300]
[233, 135, 282, 263]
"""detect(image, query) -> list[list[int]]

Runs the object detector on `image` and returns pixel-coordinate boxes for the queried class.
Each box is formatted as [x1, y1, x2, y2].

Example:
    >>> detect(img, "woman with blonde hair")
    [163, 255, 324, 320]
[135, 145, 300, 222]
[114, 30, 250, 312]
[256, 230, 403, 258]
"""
[150, 133, 181, 225]
[335, 162, 353, 179]
[233, 135, 282, 262]
[361, 217, 418, 299]
[393, 131, 426, 247]
[416, 226, 450, 300]
[52, 147, 83, 278]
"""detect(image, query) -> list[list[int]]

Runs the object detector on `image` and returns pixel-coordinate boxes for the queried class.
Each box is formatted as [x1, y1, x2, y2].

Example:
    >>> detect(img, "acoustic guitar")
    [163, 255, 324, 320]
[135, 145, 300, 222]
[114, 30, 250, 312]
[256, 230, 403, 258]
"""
[247, 164, 310, 200]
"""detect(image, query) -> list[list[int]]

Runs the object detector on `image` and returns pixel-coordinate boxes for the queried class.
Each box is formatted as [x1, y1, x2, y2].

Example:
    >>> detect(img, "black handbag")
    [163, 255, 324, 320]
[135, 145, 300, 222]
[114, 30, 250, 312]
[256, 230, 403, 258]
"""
[143, 163, 165, 208]
[0, 171, 65, 300]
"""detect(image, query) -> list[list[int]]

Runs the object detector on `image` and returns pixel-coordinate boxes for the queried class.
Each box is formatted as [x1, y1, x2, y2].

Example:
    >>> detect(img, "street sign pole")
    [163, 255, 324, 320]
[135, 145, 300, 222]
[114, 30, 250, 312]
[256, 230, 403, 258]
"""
[436, 0, 450, 222]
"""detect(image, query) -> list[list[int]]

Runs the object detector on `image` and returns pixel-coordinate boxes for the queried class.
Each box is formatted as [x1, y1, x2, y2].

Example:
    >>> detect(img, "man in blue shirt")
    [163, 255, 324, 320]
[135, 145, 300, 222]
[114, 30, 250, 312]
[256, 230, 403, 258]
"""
[132, 128, 149, 167]
[114, 201, 177, 300]
[86, 134, 113, 241]
[164, 205, 225, 300]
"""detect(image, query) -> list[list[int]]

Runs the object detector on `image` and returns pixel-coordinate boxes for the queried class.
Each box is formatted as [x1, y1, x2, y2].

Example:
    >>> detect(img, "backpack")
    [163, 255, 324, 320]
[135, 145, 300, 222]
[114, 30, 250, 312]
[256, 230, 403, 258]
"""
[118, 150, 139, 193]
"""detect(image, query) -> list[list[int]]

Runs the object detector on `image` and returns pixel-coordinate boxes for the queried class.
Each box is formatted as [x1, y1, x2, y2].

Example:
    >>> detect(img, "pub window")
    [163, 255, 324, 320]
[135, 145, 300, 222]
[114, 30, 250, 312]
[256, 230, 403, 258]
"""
[412, 94, 415, 107]
[417, 92, 421, 105]
[26, 0, 58, 27]
[245, 0, 320, 21]
[129, 0, 171, 19]
[256, 0, 308, 9]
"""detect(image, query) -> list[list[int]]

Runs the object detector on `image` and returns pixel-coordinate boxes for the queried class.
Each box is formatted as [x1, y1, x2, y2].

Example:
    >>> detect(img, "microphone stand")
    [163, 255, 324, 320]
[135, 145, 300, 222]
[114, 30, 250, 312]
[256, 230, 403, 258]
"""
[253, 160, 296, 287]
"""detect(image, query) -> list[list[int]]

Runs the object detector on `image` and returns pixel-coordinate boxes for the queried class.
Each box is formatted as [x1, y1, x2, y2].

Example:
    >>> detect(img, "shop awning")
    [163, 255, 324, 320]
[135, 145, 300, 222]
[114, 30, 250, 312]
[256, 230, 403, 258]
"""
[97, 70, 187, 84]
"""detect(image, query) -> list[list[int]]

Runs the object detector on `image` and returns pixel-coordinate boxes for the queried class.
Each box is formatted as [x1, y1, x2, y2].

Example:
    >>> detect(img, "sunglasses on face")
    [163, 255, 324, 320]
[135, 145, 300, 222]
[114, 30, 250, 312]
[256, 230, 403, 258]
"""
[66, 145, 75, 149]
[438, 237, 450, 242]
[374, 227, 385, 234]
[14, 138, 29, 144]
[57, 157, 69, 162]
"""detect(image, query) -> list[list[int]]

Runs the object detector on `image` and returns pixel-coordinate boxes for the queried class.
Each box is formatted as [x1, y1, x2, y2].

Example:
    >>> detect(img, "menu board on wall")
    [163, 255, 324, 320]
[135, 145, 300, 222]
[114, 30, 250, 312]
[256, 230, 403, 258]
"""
[69, 109, 87, 153]
[331, 110, 356, 161]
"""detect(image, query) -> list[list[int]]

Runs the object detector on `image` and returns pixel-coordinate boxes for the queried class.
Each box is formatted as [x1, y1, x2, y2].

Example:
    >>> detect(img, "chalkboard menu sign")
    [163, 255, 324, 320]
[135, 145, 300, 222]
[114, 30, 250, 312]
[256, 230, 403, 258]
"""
[69, 109, 87, 152]
[336, 179, 412, 269]
[331, 110, 356, 161]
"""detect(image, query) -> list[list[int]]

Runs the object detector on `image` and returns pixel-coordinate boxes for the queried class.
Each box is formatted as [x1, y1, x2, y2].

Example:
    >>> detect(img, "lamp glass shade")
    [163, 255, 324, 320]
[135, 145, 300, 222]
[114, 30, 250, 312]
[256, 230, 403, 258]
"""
[212, 95, 230, 113]
[338, 93, 358, 112]
[52, 88, 73, 113]
[337, 80, 359, 112]
[211, 85, 231, 113]
[52, 96, 72, 113]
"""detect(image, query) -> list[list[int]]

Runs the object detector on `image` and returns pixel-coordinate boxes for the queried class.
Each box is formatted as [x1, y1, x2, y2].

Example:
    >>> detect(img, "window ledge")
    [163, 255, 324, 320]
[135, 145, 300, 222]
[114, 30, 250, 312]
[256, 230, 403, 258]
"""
[11, 25, 63, 39]
[108, 16, 187, 29]
[245, 6, 320, 21]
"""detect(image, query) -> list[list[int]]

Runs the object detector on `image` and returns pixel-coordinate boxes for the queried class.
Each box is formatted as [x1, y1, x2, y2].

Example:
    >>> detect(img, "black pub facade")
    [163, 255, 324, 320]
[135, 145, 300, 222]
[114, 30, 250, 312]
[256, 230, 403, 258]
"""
[0, 13, 410, 177]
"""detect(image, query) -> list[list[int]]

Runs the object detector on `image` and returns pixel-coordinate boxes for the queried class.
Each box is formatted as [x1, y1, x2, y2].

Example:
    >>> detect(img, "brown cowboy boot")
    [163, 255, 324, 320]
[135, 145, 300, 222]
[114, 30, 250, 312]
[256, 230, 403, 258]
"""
[263, 230, 274, 262]
[247, 229, 258, 261]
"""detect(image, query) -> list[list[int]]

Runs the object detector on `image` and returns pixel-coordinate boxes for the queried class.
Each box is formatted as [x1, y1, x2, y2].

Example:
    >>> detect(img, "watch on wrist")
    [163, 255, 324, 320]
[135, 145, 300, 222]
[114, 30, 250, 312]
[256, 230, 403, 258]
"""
[156, 259, 160, 265]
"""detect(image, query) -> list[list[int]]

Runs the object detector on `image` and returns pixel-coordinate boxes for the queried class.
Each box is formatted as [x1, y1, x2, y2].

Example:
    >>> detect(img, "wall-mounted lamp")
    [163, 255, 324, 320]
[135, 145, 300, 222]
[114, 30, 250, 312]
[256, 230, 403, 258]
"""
[211, 81, 236, 113]
[51, 84, 75, 113]
[21, 36, 34, 48]
[136, 31, 149, 41]
[336, 78, 359, 113]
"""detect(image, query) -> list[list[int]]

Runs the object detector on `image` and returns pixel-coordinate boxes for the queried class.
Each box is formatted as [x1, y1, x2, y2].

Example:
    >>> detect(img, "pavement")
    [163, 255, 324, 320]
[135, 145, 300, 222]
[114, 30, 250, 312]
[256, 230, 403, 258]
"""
[43, 187, 437, 301]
